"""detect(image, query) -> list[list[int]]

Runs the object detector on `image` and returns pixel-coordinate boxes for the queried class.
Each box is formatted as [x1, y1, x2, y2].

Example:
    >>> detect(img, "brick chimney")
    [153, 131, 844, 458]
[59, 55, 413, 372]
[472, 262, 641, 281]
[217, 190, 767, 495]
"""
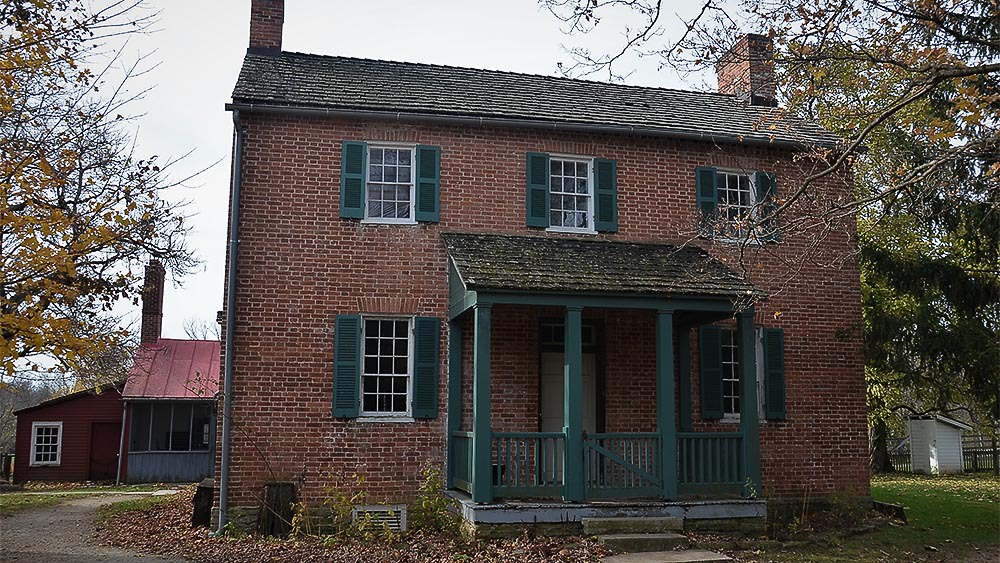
[716, 34, 777, 106]
[140, 260, 165, 344]
[249, 0, 284, 53]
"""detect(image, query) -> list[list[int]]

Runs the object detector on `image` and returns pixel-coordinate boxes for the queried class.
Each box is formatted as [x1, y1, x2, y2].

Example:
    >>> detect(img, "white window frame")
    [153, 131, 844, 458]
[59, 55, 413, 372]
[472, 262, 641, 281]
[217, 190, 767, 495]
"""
[359, 316, 414, 420]
[546, 154, 595, 234]
[362, 143, 417, 225]
[720, 327, 766, 422]
[714, 168, 761, 242]
[30, 421, 63, 467]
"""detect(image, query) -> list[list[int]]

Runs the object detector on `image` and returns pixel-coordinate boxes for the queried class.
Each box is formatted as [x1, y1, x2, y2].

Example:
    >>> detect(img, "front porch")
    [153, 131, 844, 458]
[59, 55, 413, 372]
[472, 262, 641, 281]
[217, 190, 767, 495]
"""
[443, 233, 765, 506]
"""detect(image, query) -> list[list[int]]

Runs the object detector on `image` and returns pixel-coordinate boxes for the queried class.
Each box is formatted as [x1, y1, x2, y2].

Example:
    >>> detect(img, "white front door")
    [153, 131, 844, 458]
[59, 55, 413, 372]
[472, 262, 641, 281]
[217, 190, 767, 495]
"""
[539, 352, 598, 434]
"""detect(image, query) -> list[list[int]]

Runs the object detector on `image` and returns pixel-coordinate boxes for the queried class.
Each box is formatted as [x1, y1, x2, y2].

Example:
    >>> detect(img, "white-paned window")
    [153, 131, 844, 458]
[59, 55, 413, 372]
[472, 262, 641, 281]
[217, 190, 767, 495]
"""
[721, 327, 767, 420]
[366, 146, 415, 222]
[716, 171, 757, 239]
[362, 318, 412, 416]
[721, 329, 741, 417]
[30, 422, 62, 466]
[549, 157, 593, 232]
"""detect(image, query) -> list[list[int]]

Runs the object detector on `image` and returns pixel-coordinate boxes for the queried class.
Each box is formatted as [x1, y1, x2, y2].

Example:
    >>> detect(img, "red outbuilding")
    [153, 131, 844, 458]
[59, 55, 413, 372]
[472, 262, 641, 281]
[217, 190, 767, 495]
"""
[12, 383, 127, 483]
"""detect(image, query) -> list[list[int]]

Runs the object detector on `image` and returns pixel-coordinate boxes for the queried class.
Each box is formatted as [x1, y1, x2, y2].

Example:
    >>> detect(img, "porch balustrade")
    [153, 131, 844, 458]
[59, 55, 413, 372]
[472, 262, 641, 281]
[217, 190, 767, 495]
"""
[492, 431, 565, 498]
[678, 431, 744, 494]
[451, 431, 474, 494]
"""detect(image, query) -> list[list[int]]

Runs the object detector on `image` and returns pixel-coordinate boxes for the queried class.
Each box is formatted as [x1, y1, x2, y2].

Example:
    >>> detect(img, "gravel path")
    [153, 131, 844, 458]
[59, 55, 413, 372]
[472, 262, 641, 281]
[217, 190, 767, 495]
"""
[0, 494, 190, 563]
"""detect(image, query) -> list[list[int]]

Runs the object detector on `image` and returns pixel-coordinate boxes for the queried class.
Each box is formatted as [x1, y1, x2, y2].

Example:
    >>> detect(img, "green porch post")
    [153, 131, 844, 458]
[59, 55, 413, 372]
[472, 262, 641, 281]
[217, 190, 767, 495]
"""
[563, 306, 585, 502]
[446, 319, 462, 489]
[472, 304, 492, 503]
[738, 310, 762, 497]
[656, 309, 678, 499]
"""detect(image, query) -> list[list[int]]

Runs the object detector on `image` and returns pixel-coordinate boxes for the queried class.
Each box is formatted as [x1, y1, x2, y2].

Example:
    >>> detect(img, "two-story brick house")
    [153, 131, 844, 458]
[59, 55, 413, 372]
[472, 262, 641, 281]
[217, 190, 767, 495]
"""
[216, 0, 868, 533]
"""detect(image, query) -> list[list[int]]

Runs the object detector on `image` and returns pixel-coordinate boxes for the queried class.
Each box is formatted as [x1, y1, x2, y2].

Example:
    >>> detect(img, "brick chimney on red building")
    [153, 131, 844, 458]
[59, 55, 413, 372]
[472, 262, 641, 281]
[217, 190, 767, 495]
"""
[140, 260, 165, 344]
[249, 0, 284, 53]
[716, 34, 777, 106]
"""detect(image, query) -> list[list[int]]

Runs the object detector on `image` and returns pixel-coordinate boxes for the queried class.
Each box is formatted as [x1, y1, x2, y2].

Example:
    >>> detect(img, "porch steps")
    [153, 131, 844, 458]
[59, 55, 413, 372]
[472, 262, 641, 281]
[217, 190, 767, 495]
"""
[597, 533, 689, 552]
[585, 517, 732, 563]
[583, 516, 683, 535]
[602, 550, 732, 562]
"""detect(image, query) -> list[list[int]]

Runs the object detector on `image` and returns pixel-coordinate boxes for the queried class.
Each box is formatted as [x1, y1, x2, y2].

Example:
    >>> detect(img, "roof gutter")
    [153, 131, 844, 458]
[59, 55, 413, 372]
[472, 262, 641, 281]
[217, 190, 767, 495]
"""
[216, 109, 247, 535]
[224, 103, 834, 150]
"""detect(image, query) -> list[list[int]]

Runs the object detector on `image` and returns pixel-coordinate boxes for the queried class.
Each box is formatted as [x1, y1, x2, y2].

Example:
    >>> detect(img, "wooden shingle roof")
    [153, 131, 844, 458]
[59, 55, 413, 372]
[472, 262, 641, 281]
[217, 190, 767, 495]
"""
[232, 51, 838, 147]
[443, 233, 758, 299]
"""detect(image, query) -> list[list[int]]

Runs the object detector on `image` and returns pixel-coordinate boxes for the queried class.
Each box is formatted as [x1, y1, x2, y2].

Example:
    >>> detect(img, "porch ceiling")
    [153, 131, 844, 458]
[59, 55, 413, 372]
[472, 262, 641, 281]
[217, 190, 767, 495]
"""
[443, 232, 760, 300]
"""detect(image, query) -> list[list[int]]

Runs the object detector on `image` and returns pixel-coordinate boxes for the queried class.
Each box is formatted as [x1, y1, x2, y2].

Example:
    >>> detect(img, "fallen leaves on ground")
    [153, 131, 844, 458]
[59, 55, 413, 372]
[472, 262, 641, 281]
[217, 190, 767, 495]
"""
[95, 487, 610, 563]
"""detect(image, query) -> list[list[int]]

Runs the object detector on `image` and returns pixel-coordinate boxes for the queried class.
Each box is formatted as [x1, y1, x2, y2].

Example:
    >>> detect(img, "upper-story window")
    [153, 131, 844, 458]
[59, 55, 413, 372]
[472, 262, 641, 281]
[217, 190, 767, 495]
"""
[340, 141, 439, 223]
[367, 146, 415, 222]
[549, 157, 593, 232]
[695, 166, 777, 242]
[716, 171, 756, 239]
[526, 152, 617, 233]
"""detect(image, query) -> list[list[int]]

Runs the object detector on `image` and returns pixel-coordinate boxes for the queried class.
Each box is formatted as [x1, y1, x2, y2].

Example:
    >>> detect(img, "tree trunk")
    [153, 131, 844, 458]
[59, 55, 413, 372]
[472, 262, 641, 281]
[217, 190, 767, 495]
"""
[870, 418, 895, 473]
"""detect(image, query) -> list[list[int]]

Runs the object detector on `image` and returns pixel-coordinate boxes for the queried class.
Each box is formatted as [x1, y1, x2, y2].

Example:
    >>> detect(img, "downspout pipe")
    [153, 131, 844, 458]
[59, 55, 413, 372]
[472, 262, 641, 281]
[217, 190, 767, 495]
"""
[115, 402, 127, 484]
[217, 109, 246, 534]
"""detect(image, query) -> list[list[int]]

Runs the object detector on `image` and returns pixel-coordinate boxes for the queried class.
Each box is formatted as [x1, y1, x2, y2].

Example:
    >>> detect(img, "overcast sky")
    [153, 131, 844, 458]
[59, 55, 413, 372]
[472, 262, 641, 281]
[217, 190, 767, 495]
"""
[117, 0, 712, 338]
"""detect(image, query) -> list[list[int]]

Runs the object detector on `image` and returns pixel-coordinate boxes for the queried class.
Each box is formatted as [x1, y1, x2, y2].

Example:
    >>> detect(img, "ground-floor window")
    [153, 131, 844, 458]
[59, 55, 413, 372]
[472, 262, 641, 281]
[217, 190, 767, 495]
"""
[130, 403, 212, 452]
[362, 317, 412, 416]
[30, 421, 62, 466]
[720, 327, 767, 420]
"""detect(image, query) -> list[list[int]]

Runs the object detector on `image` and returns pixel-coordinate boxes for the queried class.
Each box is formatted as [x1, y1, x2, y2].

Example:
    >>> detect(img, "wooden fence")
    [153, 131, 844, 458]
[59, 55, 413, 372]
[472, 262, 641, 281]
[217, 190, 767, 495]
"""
[886, 434, 997, 473]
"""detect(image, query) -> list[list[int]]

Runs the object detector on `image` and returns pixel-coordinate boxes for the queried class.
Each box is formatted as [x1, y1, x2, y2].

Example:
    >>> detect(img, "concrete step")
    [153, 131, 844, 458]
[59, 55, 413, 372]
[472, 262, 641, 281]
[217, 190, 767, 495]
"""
[597, 532, 689, 552]
[602, 549, 733, 562]
[583, 516, 683, 535]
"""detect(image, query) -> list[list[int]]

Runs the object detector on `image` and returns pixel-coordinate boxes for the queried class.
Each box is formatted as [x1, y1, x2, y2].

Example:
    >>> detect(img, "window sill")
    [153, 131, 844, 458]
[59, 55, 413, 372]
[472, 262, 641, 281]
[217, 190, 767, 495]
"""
[718, 416, 767, 424]
[29, 462, 60, 467]
[361, 219, 418, 226]
[358, 416, 415, 423]
[546, 227, 597, 235]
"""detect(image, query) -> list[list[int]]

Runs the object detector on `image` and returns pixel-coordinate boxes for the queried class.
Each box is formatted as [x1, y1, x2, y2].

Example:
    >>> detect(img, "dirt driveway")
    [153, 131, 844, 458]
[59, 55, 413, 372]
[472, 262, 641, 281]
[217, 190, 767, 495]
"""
[1, 494, 190, 563]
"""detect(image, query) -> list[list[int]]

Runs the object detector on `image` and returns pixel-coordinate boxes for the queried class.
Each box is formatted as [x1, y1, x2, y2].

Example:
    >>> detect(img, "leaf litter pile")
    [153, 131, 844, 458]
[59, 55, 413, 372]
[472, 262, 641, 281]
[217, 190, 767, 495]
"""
[95, 487, 609, 562]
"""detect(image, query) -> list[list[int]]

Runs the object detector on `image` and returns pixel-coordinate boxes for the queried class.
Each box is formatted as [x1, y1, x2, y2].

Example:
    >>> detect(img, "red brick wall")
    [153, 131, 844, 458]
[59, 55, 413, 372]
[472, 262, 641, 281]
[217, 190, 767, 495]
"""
[14, 388, 126, 483]
[221, 113, 867, 508]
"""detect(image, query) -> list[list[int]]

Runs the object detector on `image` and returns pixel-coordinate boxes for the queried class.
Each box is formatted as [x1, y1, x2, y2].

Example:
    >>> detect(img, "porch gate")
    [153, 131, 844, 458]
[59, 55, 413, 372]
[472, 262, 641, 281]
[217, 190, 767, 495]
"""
[583, 432, 661, 498]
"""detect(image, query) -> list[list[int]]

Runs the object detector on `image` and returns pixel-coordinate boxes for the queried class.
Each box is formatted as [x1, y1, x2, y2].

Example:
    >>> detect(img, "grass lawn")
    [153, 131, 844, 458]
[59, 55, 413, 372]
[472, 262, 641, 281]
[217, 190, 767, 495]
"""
[735, 472, 999, 562]
[97, 494, 176, 522]
[1, 483, 171, 518]
[0, 493, 70, 517]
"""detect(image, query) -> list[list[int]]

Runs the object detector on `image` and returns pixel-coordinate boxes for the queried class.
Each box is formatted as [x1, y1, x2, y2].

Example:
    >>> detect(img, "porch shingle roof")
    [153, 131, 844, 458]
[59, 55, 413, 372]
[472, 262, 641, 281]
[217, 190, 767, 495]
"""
[443, 233, 758, 299]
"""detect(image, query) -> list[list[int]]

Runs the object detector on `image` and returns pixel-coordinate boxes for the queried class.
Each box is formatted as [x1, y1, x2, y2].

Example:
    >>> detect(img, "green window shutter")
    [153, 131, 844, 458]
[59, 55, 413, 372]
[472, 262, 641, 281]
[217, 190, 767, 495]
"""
[594, 158, 618, 232]
[414, 145, 441, 222]
[332, 314, 361, 417]
[526, 152, 550, 227]
[695, 166, 718, 237]
[699, 325, 724, 420]
[412, 316, 440, 419]
[755, 171, 778, 242]
[763, 327, 786, 420]
[340, 141, 367, 218]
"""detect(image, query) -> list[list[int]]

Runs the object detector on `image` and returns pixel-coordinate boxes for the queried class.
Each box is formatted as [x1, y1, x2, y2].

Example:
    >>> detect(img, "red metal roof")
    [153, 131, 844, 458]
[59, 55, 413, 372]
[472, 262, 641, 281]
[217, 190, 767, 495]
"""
[123, 339, 221, 400]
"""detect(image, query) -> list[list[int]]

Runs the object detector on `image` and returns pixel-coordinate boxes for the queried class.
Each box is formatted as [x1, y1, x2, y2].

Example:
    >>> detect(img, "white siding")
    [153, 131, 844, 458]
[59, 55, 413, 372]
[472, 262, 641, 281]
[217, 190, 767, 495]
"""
[909, 419, 934, 474]
[935, 424, 964, 473]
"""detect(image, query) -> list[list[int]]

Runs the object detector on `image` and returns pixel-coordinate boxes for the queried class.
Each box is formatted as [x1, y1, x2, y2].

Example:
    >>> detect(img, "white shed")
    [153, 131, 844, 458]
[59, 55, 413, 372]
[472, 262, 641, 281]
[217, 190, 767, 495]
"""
[908, 415, 973, 474]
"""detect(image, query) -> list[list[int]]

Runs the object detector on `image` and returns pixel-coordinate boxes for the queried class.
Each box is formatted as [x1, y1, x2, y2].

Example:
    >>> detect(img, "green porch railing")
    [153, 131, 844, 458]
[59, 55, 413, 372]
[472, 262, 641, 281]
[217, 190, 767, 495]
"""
[492, 432, 565, 498]
[451, 431, 474, 494]
[678, 431, 744, 495]
[584, 432, 661, 499]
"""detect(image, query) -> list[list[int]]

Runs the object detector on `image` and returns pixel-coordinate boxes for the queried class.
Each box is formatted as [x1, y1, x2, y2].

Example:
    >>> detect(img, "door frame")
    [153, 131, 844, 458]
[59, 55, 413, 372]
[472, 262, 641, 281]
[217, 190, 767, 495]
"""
[537, 318, 606, 433]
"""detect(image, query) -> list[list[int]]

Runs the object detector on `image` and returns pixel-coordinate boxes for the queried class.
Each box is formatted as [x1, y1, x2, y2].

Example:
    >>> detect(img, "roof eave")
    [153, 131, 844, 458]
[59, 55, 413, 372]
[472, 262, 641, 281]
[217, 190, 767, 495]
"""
[226, 101, 838, 150]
